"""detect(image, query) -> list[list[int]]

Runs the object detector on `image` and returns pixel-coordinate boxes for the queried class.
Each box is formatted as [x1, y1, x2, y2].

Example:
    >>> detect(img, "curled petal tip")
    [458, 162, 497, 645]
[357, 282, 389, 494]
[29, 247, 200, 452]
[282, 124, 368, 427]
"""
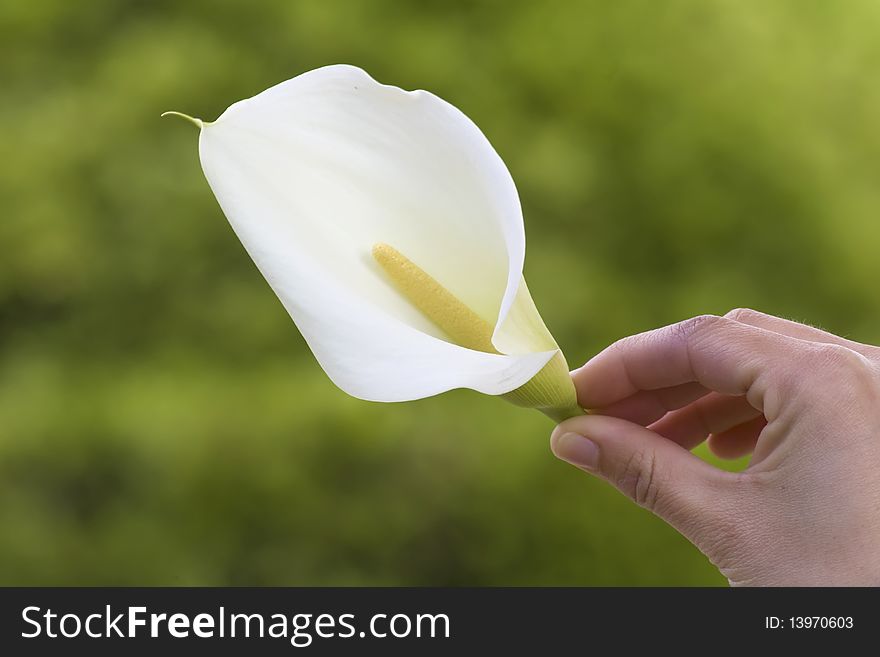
[161, 111, 204, 129]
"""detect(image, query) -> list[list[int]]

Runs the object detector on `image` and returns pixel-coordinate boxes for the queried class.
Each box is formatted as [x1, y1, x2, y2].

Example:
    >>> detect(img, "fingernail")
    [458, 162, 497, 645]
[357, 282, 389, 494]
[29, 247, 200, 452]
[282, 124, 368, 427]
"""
[552, 431, 599, 470]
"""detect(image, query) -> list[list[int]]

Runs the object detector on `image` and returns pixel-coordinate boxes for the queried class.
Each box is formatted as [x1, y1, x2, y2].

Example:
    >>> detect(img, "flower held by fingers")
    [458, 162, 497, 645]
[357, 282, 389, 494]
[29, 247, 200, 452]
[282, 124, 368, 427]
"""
[165, 65, 583, 422]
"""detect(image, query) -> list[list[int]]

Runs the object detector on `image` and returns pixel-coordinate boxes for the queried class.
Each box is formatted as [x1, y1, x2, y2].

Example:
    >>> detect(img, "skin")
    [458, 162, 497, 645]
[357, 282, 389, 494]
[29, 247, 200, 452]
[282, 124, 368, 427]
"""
[550, 308, 880, 586]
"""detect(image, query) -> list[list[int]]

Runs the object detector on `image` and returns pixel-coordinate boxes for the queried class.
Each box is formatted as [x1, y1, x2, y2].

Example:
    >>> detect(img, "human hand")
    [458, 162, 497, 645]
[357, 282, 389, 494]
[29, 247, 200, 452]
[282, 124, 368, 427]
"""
[551, 309, 880, 586]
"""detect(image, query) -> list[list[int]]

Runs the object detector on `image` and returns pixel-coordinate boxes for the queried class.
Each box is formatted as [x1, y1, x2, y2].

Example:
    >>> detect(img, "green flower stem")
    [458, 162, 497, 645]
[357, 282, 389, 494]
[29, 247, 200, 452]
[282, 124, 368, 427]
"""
[502, 351, 585, 423]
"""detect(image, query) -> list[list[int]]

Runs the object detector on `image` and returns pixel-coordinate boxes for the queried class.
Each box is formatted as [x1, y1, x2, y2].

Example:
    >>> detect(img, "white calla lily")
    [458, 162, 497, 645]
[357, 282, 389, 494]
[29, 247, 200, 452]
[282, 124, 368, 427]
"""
[165, 65, 583, 422]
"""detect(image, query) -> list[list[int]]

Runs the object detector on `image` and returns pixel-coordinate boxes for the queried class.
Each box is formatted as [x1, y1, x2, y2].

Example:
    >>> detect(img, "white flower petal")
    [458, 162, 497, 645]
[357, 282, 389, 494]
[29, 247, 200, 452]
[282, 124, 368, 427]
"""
[197, 65, 555, 401]
[491, 278, 560, 355]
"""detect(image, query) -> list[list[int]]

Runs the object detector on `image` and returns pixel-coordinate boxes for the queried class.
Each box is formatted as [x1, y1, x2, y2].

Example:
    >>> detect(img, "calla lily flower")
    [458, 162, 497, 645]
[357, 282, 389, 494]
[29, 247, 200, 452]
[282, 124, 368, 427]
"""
[165, 65, 583, 422]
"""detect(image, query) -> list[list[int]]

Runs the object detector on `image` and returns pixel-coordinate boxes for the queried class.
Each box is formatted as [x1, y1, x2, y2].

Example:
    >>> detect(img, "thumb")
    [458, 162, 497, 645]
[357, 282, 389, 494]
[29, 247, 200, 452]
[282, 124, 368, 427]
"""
[550, 414, 738, 544]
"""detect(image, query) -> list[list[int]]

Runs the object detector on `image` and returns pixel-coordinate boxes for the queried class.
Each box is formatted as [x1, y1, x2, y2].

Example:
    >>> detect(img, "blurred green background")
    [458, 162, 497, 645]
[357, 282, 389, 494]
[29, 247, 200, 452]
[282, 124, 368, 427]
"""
[2, 0, 879, 586]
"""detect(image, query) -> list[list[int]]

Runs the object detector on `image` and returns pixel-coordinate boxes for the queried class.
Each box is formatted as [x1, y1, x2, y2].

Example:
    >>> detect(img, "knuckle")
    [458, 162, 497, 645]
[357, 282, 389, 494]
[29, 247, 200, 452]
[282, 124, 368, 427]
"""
[671, 314, 726, 344]
[816, 343, 870, 373]
[617, 449, 662, 510]
[607, 331, 648, 364]
[606, 335, 630, 357]
[815, 343, 880, 394]
[724, 307, 764, 323]
[770, 363, 804, 400]
[768, 345, 835, 399]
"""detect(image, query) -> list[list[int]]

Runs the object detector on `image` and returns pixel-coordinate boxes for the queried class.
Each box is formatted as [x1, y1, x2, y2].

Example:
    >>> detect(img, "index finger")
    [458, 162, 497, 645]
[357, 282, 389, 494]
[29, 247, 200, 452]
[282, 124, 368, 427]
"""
[572, 315, 798, 410]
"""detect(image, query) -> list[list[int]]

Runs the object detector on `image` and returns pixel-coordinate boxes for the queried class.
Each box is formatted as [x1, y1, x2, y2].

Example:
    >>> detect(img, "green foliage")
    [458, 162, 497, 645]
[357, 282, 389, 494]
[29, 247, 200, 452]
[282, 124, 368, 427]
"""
[1, 0, 878, 585]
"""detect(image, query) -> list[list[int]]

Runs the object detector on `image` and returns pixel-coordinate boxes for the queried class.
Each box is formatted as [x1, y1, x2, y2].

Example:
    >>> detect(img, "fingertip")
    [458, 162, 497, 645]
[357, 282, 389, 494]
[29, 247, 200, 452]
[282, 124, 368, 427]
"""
[551, 414, 599, 443]
[706, 416, 765, 459]
[550, 431, 600, 470]
[569, 348, 638, 410]
[707, 434, 754, 460]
